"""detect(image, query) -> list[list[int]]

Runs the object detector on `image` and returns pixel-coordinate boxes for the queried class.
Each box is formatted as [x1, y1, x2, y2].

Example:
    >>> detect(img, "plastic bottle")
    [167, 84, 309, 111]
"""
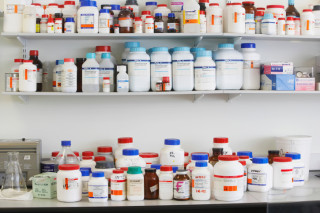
[160, 138, 184, 169]
[61, 58, 77, 93]
[261, 13, 277, 35]
[65, 17, 75, 33]
[286, 17, 296, 35]
[154, 13, 165, 33]
[241, 43, 261, 90]
[96, 46, 116, 65]
[153, 4, 171, 32]
[88, 171, 108, 202]
[248, 157, 273, 192]
[53, 60, 64, 92]
[55, 141, 79, 170]
[245, 14, 255, 34]
[121, 42, 140, 64]
[115, 137, 134, 162]
[151, 47, 172, 91]
[47, 17, 55, 33]
[62, 1, 77, 32]
[301, 9, 315, 35]
[172, 47, 194, 91]
[117, 65, 129, 93]
[116, 149, 146, 169]
[182, 0, 200, 33]
[192, 162, 210, 201]
[215, 43, 243, 90]
[186, 153, 214, 183]
[111, 4, 121, 26]
[111, 169, 126, 201]
[206, 3, 223, 34]
[223, 2, 232, 33]
[146, 2, 158, 15]
[159, 165, 173, 200]
[11, 59, 23, 73]
[127, 47, 151, 92]
[77, 1, 99, 33]
[99, 9, 111, 34]
[277, 17, 286, 35]
[194, 50, 216, 91]
[272, 157, 293, 190]
[82, 53, 99, 93]
[170, 0, 183, 19]
[227, 3, 246, 34]
[285, 153, 305, 186]
[134, 17, 143, 33]
[80, 156, 96, 171]
[99, 53, 115, 92]
[127, 166, 144, 201]
[19, 60, 37, 92]
[80, 168, 90, 196]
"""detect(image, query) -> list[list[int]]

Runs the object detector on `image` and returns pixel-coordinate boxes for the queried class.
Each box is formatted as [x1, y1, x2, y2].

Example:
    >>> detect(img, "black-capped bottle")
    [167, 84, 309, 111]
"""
[29, 50, 43, 92]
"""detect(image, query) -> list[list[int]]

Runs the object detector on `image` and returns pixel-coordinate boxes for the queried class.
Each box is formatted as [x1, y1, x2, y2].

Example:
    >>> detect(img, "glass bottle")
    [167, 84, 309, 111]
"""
[54, 13, 64, 33]
[167, 13, 176, 33]
[55, 140, 79, 171]
[209, 148, 223, 167]
[154, 13, 164, 33]
[286, 0, 300, 18]
[144, 168, 159, 199]
[199, 0, 207, 13]
[1, 152, 27, 196]
[76, 58, 86, 92]
[119, 6, 134, 33]
[29, 50, 43, 92]
[268, 150, 280, 164]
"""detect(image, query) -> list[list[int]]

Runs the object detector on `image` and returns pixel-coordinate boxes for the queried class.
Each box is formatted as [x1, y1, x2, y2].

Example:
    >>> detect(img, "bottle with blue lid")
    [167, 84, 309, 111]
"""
[247, 157, 273, 192]
[99, 53, 115, 92]
[285, 152, 305, 186]
[88, 171, 108, 202]
[121, 42, 140, 64]
[55, 140, 79, 171]
[194, 50, 216, 91]
[82, 53, 100, 93]
[186, 152, 214, 177]
[151, 47, 172, 91]
[192, 161, 211, 200]
[77, 0, 99, 33]
[116, 148, 146, 169]
[160, 138, 184, 169]
[146, 1, 158, 14]
[241, 43, 261, 90]
[215, 43, 244, 90]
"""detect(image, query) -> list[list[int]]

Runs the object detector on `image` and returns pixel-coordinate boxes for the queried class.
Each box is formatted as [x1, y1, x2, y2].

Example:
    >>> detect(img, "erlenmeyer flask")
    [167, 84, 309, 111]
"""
[1, 152, 27, 196]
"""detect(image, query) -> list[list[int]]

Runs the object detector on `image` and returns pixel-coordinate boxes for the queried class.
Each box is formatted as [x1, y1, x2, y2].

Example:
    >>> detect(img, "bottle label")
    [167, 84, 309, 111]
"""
[216, 60, 243, 75]
[174, 180, 190, 199]
[111, 176, 126, 196]
[211, 15, 223, 26]
[279, 168, 293, 184]
[128, 60, 150, 76]
[155, 22, 164, 30]
[88, 184, 108, 199]
[99, 17, 110, 28]
[100, 68, 114, 87]
[6, 76, 19, 90]
[248, 171, 267, 186]
[159, 178, 173, 198]
[117, 79, 129, 90]
[233, 12, 245, 24]
[82, 180, 89, 194]
[194, 66, 216, 89]
[65, 23, 74, 33]
[213, 174, 243, 192]
[6, 4, 24, 14]
[134, 22, 143, 33]
[54, 70, 62, 88]
[62, 68, 77, 87]
[245, 22, 256, 33]
[36, 68, 43, 83]
[47, 23, 55, 33]
[168, 23, 176, 30]
[150, 184, 159, 193]
[63, 177, 81, 190]
[192, 174, 210, 194]
[160, 150, 184, 166]
[293, 167, 304, 182]
[119, 17, 133, 28]
[127, 179, 143, 197]
[172, 60, 194, 76]
[183, 10, 200, 24]
[145, 23, 154, 33]
[80, 14, 95, 29]
[151, 62, 172, 77]
[83, 67, 99, 84]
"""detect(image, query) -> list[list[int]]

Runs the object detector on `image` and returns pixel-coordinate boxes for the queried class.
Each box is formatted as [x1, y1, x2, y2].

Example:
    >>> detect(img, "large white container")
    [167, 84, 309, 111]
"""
[151, 47, 172, 91]
[160, 138, 184, 169]
[227, 3, 245, 34]
[215, 43, 243, 90]
[213, 155, 244, 201]
[77, 1, 99, 33]
[82, 53, 99, 93]
[61, 58, 77, 93]
[247, 157, 273, 192]
[206, 3, 223, 34]
[127, 167, 144, 201]
[182, 0, 200, 33]
[116, 148, 146, 169]
[57, 164, 82, 202]
[115, 137, 134, 162]
[276, 135, 312, 180]
[241, 43, 260, 90]
[22, 5, 36, 33]
[172, 47, 194, 91]
[121, 42, 140, 64]
[301, 9, 315, 35]
[192, 162, 211, 201]
[19, 60, 37, 92]
[272, 157, 293, 190]
[88, 171, 108, 202]
[194, 50, 216, 91]
[127, 47, 151, 92]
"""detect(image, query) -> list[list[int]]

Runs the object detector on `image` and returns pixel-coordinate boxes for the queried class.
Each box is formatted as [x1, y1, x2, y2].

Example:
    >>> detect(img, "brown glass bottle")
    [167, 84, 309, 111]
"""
[286, 0, 300, 18]
[154, 13, 164, 33]
[173, 170, 190, 200]
[209, 148, 223, 167]
[119, 6, 134, 33]
[54, 13, 64, 33]
[76, 58, 86, 92]
[29, 50, 43, 92]
[242, 1, 256, 15]
[144, 168, 159, 199]
[167, 13, 176, 33]
[268, 150, 280, 164]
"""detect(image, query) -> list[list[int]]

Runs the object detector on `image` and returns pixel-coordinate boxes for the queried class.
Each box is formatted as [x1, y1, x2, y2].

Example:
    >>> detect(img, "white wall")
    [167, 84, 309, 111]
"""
[1, 0, 320, 169]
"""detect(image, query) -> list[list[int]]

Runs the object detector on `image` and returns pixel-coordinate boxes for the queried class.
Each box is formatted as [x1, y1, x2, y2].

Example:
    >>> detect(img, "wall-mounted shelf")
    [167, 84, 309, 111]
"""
[3, 90, 320, 104]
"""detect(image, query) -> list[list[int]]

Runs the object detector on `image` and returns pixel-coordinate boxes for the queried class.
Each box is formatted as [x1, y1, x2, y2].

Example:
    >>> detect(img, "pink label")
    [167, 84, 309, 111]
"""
[171, 2, 183, 5]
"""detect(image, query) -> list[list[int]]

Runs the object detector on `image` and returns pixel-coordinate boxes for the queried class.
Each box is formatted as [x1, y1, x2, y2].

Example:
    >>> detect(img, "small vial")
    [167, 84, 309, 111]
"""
[65, 17, 75, 33]
[156, 81, 163, 92]
[103, 77, 111, 92]
[40, 14, 49, 33]
[162, 76, 171, 91]
[54, 18, 63, 34]
[47, 18, 55, 33]
[277, 17, 286, 35]
[286, 17, 296, 35]
[134, 17, 143, 33]
[114, 24, 120, 34]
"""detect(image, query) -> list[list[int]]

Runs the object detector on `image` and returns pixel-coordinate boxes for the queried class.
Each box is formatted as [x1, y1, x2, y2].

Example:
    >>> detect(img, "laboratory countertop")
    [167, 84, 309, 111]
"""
[1, 172, 320, 213]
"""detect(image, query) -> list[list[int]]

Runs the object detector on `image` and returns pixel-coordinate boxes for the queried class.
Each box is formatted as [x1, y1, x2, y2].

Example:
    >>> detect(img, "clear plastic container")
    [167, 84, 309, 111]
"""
[241, 43, 261, 90]
[55, 141, 79, 168]
[82, 53, 99, 93]
[99, 53, 115, 92]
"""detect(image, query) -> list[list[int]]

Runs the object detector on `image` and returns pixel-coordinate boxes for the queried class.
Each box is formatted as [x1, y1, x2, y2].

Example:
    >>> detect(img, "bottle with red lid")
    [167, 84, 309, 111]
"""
[212, 137, 232, 155]
[272, 157, 294, 189]
[97, 146, 115, 166]
[139, 152, 159, 168]
[29, 50, 43, 92]
[11, 59, 24, 73]
[19, 60, 37, 92]
[115, 137, 134, 162]
[159, 165, 173, 200]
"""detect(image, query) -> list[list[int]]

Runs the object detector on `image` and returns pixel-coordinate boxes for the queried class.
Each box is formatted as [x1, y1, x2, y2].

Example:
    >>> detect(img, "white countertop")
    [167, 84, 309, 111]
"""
[1, 172, 319, 209]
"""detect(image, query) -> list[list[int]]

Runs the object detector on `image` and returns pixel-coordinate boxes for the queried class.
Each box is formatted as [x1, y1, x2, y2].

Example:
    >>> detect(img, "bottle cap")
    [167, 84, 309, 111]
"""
[285, 152, 301, 160]
[252, 157, 268, 164]
[101, 53, 111, 59]
[23, 60, 33, 63]
[97, 146, 112, 153]
[142, 11, 151, 15]
[134, 17, 142, 21]
[313, 5, 320, 11]
[278, 17, 286, 20]
[111, 4, 120, 10]
[96, 46, 111, 52]
[303, 9, 313, 12]
[237, 151, 253, 158]
[123, 148, 139, 156]
[65, 17, 75, 22]
[14, 59, 24, 63]
[287, 17, 294, 21]
[168, 13, 175, 18]
[164, 138, 180, 145]
[86, 53, 96, 59]
[61, 140, 71, 146]
[64, 1, 75, 5]
[146, 16, 154, 19]
[82, 151, 94, 157]
[191, 153, 209, 161]
[52, 151, 59, 157]
[273, 157, 292, 162]
[30, 50, 39, 56]
[196, 50, 212, 58]
[162, 76, 170, 83]
[145, 168, 156, 173]
[266, 5, 285, 9]
[241, 43, 256, 49]
[64, 58, 74, 62]
[59, 164, 79, 170]
[81, 1, 97, 7]
[155, 13, 162, 17]
[42, 14, 49, 18]
[218, 155, 239, 161]
[80, 168, 90, 176]
[139, 152, 159, 158]
[94, 156, 106, 162]
[173, 47, 190, 52]
[32, 3, 41, 6]
[196, 161, 208, 167]
[48, 3, 58, 7]
[125, 42, 140, 48]
[218, 43, 234, 49]
[210, 3, 219, 6]
[113, 169, 124, 174]
[242, 1, 255, 4]
[118, 137, 133, 144]
[127, 166, 142, 174]
[82, 156, 93, 160]
[190, 47, 206, 53]
[263, 13, 274, 20]
[153, 47, 169, 52]
[151, 164, 161, 170]
[172, 166, 179, 173]
[55, 60, 64, 65]
[246, 13, 254, 19]
[158, 4, 167, 7]
[239, 155, 249, 160]
[160, 165, 172, 171]
[92, 171, 105, 178]
[214, 137, 228, 143]
[80, 167, 92, 173]
[200, 10, 205, 15]
[130, 47, 146, 52]
[146, 2, 157, 6]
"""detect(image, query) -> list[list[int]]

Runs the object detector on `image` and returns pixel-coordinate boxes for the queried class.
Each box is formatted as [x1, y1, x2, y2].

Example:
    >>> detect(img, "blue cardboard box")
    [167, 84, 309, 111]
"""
[261, 74, 296, 91]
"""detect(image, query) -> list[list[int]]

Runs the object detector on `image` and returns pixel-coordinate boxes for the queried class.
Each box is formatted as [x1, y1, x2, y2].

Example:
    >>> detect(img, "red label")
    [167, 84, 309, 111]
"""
[214, 175, 243, 178]
[281, 169, 293, 172]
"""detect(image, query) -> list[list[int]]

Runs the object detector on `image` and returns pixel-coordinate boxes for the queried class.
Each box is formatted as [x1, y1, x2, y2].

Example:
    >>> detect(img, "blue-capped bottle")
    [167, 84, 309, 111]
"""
[160, 138, 184, 169]
[82, 53, 100, 92]
[55, 140, 79, 171]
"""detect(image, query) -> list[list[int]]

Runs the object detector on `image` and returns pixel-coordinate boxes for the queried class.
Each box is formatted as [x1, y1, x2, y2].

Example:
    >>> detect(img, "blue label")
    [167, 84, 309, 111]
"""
[215, 59, 244, 62]
[151, 62, 171, 64]
[194, 66, 216, 69]
[127, 60, 150, 62]
[41, 163, 55, 173]
[172, 60, 194, 62]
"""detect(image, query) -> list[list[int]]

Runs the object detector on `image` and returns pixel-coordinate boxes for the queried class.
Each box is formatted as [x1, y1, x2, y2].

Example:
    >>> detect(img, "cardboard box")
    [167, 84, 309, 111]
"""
[261, 74, 295, 91]
[295, 78, 315, 91]
[261, 62, 294, 75]
[31, 172, 57, 199]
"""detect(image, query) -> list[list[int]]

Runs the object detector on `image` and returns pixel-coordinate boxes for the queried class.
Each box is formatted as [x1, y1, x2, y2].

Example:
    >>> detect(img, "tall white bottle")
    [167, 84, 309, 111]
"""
[82, 53, 100, 93]
[117, 65, 129, 92]
[182, 0, 200, 33]
[99, 53, 115, 92]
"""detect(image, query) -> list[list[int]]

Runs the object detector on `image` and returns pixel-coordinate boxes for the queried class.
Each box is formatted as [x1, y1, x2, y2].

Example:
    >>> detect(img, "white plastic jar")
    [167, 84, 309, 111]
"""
[286, 17, 296, 35]
[99, 9, 111, 34]
[160, 138, 184, 169]
[192, 161, 211, 201]
[22, 5, 36, 33]
[151, 47, 172, 91]
[272, 157, 294, 190]
[80, 168, 90, 196]
[206, 3, 223, 34]
[19, 60, 37, 92]
[213, 138, 232, 155]
[77, 1, 99, 33]
[116, 148, 146, 169]
[194, 50, 216, 91]
[57, 164, 82, 202]
[213, 155, 244, 201]
[301, 9, 315, 35]
[97, 146, 114, 163]
[111, 169, 126, 201]
[277, 17, 286, 35]
[215, 43, 243, 90]
[248, 157, 273, 192]
[115, 137, 134, 163]
[127, 47, 151, 92]
[61, 58, 77, 93]
[80, 156, 96, 171]
[261, 13, 277, 35]
[127, 166, 144, 201]
[45, 3, 61, 17]
[186, 153, 214, 176]
[227, 3, 245, 34]
[294, 17, 301, 35]
[146, 2, 158, 14]
[88, 171, 108, 202]
[121, 42, 140, 64]
[139, 153, 159, 168]
[11, 59, 23, 73]
[159, 165, 173, 200]
[266, 5, 286, 21]
[153, 4, 171, 32]
[245, 14, 255, 34]
[172, 47, 194, 91]
[285, 153, 305, 186]
[241, 43, 261, 90]
[82, 53, 99, 93]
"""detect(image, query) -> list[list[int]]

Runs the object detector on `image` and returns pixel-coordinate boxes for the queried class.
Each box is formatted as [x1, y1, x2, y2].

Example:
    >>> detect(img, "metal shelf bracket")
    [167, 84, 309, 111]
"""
[18, 95, 29, 104]
[227, 94, 241, 103]
[193, 94, 205, 103]
[17, 36, 27, 59]
[194, 36, 203, 47]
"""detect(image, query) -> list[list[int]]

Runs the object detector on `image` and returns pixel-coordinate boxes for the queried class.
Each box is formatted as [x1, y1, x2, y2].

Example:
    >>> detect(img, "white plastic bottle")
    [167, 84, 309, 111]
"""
[22, 5, 36, 33]
[294, 17, 301, 35]
[215, 43, 243, 90]
[111, 169, 126, 201]
[159, 165, 173, 200]
[212, 138, 232, 155]
[88, 171, 108, 202]
[223, 2, 232, 33]
[127, 47, 151, 92]
[245, 14, 255, 34]
[272, 157, 294, 190]
[99, 53, 115, 92]
[145, 15, 155, 33]
[62, 1, 77, 32]
[45, 3, 61, 17]
[151, 47, 172, 91]
[127, 166, 144, 201]
[200, 10, 207, 33]
[99, 9, 111, 34]
[80, 156, 96, 171]
[227, 3, 245, 34]
[82, 53, 99, 93]
[182, 0, 200, 33]
[194, 50, 216, 91]
[261, 13, 276, 35]
[286, 17, 296, 35]
[301, 9, 315, 35]
[77, 1, 99, 33]
[206, 3, 223, 34]
[160, 138, 184, 169]
[172, 47, 194, 91]
[19, 60, 37, 92]
[61, 58, 77, 93]
[53, 60, 64, 92]
[80, 168, 90, 196]
[248, 157, 273, 192]
[122, 42, 140, 64]
[241, 43, 261, 90]
[116, 148, 146, 169]
[277, 17, 286, 35]
[117, 65, 129, 93]
[186, 153, 214, 176]
[285, 153, 305, 186]
[192, 162, 210, 201]
[153, 4, 171, 32]
[115, 137, 134, 163]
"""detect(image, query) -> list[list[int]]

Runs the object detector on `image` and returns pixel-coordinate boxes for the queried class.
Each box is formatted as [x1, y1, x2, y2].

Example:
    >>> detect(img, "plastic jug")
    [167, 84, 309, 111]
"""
[182, 0, 200, 33]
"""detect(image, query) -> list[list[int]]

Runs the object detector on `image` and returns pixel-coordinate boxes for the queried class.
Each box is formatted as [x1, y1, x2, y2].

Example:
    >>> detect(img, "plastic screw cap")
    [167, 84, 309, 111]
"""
[195, 161, 208, 167]
[218, 44, 234, 49]
[86, 53, 96, 59]
[160, 165, 173, 171]
[273, 157, 292, 162]
[94, 156, 106, 162]
[153, 47, 169, 52]
[214, 138, 228, 143]
[151, 164, 161, 170]
[123, 148, 139, 156]
[59, 164, 79, 170]
[97, 146, 112, 153]
[130, 47, 146, 52]
[285, 152, 301, 160]
[125, 42, 140, 48]
[218, 155, 239, 161]
[127, 166, 142, 174]
[252, 157, 268, 164]
[118, 137, 133, 144]
[241, 43, 256, 49]
[113, 169, 124, 174]
[191, 153, 209, 161]
[82, 151, 94, 156]
[80, 169, 90, 176]
[190, 47, 206, 53]
[61, 140, 71, 146]
[80, 167, 92, 173]
[196, 50, 212, 58]
[164, 138, 180, 145]
[92, 171, 105, 178]
[263, 13, 275, 20]
[101, 53, 111, 59]
[174, 47, 191, 52]
[237, 151, 253, 158]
